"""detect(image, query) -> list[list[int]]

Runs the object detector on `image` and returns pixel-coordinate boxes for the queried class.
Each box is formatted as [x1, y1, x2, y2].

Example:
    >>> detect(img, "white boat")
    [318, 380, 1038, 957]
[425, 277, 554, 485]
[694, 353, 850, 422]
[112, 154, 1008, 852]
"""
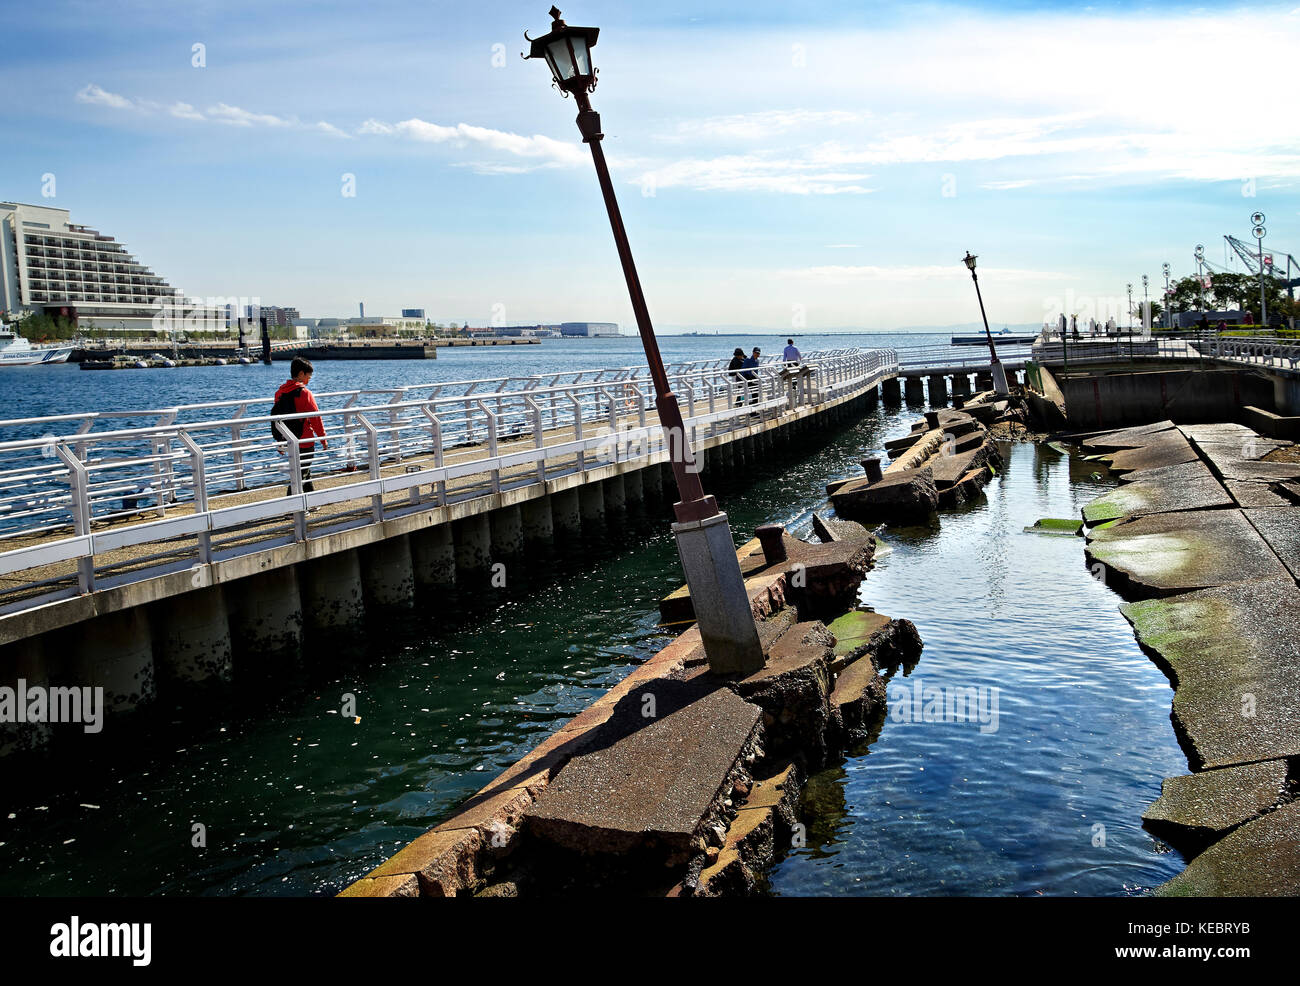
[0, 323, 74, 365]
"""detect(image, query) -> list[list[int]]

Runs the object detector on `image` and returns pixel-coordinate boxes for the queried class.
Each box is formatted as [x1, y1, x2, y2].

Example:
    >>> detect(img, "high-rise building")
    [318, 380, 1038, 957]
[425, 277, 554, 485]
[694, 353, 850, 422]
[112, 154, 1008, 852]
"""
[1, 201, 223, 332]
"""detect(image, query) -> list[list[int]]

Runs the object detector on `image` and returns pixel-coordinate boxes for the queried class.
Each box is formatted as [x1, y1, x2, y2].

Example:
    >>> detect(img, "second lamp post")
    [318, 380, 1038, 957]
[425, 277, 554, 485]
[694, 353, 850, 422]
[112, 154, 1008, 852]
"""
[962, 252, 1009, 395]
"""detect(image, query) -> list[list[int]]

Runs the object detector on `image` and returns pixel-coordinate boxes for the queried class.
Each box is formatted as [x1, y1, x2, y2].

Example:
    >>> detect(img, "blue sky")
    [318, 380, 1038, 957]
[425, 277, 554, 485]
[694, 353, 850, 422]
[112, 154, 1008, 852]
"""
[4, 0, 1298, 331]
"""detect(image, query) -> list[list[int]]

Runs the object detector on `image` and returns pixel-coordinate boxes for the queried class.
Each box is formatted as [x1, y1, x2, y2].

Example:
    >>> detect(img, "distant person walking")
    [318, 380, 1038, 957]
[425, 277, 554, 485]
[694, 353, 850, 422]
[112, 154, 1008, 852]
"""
[727, 347, 747, 407]
[742, 346, 761, 407]
[782, 338, 801, 364]
[273, 357, 328, 496]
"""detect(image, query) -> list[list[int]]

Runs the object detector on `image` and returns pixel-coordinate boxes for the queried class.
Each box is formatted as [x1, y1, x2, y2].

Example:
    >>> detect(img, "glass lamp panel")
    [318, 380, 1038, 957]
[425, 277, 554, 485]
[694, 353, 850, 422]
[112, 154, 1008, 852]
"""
[570, 36, 592, 75]
[547, 38, 576, 79]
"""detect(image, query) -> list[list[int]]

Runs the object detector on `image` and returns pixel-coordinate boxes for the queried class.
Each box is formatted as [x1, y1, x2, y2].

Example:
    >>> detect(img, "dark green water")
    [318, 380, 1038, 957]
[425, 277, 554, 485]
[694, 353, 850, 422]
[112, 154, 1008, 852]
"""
[0, 398, 1190, 896]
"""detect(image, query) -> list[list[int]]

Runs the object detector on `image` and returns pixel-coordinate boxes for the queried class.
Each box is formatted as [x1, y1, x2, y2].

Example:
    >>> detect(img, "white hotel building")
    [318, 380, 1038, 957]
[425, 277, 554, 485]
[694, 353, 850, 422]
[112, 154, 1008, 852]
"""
[1, 201, 226, 333]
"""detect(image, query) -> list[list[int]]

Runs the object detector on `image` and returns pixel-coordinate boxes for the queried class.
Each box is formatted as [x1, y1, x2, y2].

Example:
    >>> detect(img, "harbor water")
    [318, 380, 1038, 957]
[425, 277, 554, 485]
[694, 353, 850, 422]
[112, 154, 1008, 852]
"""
[0, 334, 1189, 896]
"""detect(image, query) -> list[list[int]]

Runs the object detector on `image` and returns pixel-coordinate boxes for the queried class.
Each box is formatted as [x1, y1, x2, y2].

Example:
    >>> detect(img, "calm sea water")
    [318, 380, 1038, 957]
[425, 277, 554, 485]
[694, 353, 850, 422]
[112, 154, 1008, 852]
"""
[0, 333, 947, 433]
[0, 336, 1189, 896]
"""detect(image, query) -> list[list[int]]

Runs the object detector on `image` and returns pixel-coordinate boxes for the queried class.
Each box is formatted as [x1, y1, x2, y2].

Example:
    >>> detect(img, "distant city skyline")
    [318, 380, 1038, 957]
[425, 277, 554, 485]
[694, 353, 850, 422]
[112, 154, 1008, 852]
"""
[3, 1, 1297, 332]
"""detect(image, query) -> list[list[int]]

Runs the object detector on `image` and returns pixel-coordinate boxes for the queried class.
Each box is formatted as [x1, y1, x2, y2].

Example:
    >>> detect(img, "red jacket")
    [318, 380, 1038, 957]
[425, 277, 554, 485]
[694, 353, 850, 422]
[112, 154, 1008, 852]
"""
[274, 380, 326, 451]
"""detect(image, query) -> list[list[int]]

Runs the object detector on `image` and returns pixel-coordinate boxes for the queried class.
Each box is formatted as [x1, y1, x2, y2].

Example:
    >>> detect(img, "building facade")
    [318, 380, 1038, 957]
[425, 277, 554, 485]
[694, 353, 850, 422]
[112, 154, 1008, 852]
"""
[1, 201, 223, 333]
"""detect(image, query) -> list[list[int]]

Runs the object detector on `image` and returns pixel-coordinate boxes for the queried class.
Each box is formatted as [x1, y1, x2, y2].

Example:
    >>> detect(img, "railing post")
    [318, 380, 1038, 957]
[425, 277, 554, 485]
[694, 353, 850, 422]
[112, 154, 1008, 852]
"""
[420, 404, 447, 505]
[55, 444, 95, 593]
[277, 420, 307, 542]
[178, 431, 212, 564]
[566, 393, 585, 471]
[230, 403, 248, 490]
[475, 401, 500, 493]
[356, 413, 384, 522]
[524, 395, 546, 485]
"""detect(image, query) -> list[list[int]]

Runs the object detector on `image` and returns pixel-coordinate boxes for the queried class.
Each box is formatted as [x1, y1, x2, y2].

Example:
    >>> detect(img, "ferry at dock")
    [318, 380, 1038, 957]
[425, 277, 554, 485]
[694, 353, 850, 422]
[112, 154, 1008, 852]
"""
[0, 323, 74, 365]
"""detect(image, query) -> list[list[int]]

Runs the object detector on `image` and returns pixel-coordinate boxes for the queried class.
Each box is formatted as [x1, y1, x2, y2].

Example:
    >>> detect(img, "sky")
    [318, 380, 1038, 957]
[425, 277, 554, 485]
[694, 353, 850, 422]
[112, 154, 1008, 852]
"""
[4, 0, 1299, 331]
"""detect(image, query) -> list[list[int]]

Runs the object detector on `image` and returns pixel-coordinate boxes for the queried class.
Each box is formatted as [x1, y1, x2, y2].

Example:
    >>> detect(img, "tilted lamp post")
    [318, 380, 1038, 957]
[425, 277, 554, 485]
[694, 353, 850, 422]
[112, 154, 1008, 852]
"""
[1127, 283, 1133, 331]
[961, 252, 1009, 394]
[1141, 274, 1149, 333]
[524, 7, 764, 674]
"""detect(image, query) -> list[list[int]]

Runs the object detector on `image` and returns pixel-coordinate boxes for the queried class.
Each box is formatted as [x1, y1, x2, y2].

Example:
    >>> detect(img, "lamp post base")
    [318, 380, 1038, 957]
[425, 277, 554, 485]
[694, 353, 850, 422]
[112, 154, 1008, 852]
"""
[671, 511, 765, 674]
[991, 361, 1009, 395]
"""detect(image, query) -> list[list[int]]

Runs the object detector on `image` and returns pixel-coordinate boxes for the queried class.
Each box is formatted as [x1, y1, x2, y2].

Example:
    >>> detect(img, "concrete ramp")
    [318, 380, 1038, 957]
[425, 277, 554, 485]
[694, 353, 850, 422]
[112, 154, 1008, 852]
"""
[524, 675, 763, 859]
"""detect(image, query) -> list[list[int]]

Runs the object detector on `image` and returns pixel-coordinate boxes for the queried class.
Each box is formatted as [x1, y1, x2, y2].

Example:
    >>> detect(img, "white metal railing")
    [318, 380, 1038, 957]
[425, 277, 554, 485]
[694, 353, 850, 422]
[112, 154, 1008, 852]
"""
[894, 343, 1035, 370]
[1030, 331, 1300, 369]
[0, 348, 896, 615]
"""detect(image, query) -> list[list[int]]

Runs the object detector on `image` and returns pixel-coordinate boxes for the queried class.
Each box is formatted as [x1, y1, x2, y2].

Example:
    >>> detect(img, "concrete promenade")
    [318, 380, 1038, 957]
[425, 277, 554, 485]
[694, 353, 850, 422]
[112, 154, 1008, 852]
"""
[0, 349, 896, 754]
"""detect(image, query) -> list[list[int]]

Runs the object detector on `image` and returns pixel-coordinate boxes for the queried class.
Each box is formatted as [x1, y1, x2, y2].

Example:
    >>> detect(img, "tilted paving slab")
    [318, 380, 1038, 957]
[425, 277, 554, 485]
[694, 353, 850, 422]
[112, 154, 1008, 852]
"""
[1207, 455, 1300, 484]
[1178, 422, 1267, 444]
[927, 449, 981, 488]
[1117, 460, 1217, 486]
[1158, 799, 1300, 897]
[1244, 507, 1300, 581]
[1081, 473, 1232, 524]
[1120, 576, 1300, 769]
[1085, 509, 1289, 597]
[1104, 436, 1198, 475]
[831, 466, 939, 522]
[1142, 760, 1288, 845]
[1224, 480, 1294, 509]
[1080, 420, 1177, 452]
[524, 675, 763, 857]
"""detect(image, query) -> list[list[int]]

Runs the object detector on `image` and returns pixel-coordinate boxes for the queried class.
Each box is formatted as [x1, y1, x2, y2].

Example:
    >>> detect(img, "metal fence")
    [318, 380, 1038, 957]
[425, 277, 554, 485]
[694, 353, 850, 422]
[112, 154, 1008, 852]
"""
[0, 347, 896, 613]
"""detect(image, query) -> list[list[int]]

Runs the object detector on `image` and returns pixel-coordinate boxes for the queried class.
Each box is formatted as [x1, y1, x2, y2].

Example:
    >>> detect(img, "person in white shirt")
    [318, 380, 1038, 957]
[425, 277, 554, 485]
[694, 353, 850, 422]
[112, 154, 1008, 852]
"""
[782, 338, 801, 363]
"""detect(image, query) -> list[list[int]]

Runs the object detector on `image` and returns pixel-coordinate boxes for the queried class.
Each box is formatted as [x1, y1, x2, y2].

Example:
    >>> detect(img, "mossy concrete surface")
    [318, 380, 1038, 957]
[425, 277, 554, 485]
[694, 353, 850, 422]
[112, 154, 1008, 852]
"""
[1120, 576, 1300, 769]
[1157, 799, 1300, 897]
[1080, 475, 1232, 524]
[1086, 509, 1289, 597]
[1026, 517, 1084, 535]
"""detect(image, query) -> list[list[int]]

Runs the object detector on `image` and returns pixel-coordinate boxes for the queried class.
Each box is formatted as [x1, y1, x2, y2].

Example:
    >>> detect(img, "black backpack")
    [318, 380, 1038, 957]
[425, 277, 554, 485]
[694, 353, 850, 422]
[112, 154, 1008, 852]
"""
[270, 386, 305, 442]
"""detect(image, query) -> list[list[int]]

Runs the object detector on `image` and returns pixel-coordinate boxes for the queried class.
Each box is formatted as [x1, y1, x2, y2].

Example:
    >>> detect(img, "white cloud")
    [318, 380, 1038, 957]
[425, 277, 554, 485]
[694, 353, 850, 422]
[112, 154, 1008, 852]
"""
[168, 102, 205, 121]
[207, 103, 292, 128]
[76, 84, 133, 110]
[358, 117, 585, 169]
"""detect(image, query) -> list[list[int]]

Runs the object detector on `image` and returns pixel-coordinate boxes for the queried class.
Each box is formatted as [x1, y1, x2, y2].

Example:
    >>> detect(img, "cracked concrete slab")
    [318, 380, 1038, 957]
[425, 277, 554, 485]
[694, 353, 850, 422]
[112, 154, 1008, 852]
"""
[1158, 799, 1300, 897]
[1244, 507, 1300, 582]
[1142, 760, 1288, 844]
[1081, 474, 1232, 524]
[1120, 576, 1300, 769]
[1085, 509, 1289, 596]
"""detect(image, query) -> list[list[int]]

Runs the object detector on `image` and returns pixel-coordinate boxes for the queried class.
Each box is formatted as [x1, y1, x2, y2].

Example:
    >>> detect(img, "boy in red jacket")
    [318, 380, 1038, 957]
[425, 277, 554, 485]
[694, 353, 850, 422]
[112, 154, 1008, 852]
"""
[274, 357, 328, 495]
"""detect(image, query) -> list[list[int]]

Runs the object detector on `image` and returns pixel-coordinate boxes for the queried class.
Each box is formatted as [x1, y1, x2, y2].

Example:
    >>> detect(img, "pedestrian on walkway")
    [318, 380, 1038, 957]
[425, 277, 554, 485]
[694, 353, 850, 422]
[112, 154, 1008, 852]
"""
[727, 347, 747, 407]
[742, 346, 761, 408]
[782, 338, 801, 364]
[273, 357, 328, 496]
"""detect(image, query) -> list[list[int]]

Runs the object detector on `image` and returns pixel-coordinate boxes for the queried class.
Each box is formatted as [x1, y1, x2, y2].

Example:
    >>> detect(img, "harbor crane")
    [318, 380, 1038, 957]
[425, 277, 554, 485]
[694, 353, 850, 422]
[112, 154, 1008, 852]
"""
[1224, 234, 1300, 298]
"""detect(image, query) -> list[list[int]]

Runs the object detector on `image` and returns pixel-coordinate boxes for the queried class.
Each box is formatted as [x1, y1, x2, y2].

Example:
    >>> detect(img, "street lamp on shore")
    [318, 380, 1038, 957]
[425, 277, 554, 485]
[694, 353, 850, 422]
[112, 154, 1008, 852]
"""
[1194, 245, 1206, 312]
[961, 252, 1009, 395]
[524, 7, 764, 674]
[1252, 212, 1268, 327]
[1126, 283, 1133, 331]
[1141, 274, 1149, 333]
[1162, 263, 1171, 329]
